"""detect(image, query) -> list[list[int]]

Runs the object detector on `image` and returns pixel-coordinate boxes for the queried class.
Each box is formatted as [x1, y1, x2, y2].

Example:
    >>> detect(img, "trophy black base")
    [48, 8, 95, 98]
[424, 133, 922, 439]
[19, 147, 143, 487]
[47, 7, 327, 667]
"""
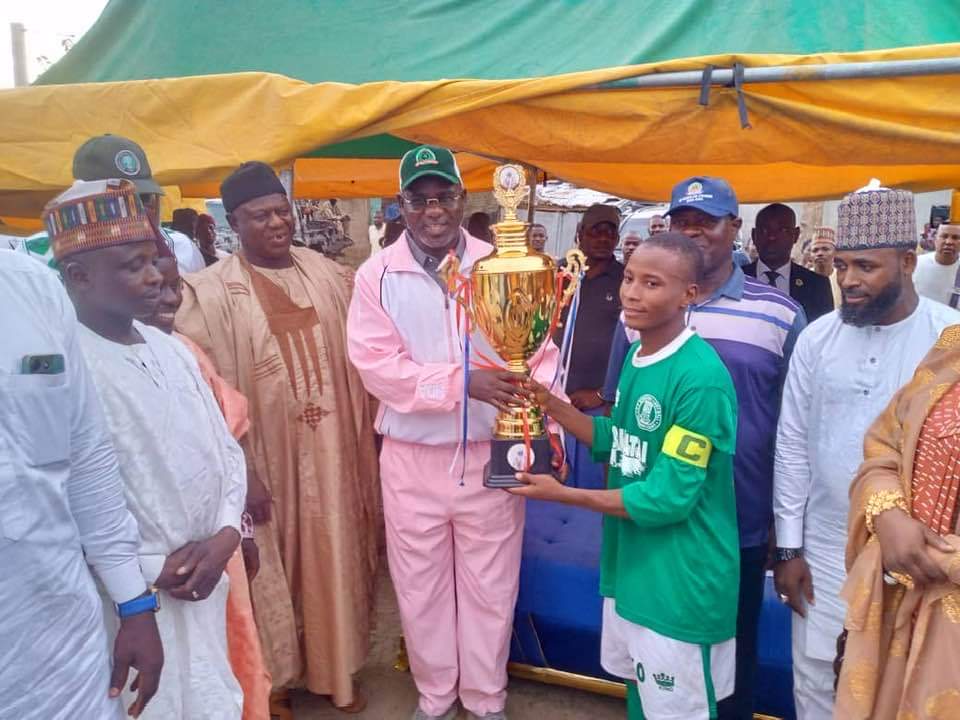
[484, 435, 554, 489]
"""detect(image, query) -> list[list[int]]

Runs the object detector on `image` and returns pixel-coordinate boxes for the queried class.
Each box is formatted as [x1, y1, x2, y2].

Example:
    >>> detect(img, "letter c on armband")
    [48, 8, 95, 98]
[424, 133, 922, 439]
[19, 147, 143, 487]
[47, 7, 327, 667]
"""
[661, 425, 712, 469]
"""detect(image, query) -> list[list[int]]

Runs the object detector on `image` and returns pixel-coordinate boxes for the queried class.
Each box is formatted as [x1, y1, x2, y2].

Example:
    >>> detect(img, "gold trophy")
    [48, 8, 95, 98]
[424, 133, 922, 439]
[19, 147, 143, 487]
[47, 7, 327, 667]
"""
[470, 164, 585, 488]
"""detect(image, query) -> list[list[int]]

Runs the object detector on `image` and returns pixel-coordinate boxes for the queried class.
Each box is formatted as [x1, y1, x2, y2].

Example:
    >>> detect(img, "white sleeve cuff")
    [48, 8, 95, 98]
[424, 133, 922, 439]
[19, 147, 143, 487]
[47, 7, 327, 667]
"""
[98, 558, 148, 605]
[217, 502, 244, 534]
[775, 517, 804, 549]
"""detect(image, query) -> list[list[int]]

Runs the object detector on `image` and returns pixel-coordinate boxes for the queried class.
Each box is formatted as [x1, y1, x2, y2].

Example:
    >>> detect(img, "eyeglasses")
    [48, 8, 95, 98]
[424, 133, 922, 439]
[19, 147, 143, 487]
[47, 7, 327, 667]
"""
[401, 192, 463, 212]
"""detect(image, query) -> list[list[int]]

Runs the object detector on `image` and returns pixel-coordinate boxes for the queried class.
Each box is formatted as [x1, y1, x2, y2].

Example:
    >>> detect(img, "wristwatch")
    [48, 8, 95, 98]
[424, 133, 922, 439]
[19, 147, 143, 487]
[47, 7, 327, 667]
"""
[117, 587, 161, 618]
[775, 547, 803, 563]
[241, 511, 255, 540]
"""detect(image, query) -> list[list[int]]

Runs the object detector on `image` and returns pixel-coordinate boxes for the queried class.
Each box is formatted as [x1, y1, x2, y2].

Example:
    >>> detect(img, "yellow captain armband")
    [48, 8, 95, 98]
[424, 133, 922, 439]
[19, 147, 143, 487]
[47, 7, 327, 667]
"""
[661, 425, 712, 469]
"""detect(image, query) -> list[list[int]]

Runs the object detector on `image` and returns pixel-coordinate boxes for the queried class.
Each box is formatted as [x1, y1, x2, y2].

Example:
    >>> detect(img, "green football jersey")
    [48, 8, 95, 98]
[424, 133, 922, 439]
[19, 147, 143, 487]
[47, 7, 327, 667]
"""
[592, 327, 740, 644]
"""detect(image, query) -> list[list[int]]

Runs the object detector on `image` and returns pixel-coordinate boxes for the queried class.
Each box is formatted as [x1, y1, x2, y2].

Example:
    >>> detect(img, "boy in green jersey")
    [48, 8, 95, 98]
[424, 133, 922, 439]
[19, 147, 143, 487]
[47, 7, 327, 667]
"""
[512, 232, 740, 720]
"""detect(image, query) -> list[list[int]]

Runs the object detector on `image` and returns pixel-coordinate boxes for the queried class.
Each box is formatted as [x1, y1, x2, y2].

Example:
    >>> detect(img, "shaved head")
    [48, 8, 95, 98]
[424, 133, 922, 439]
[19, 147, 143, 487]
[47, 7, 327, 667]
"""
[935, 223, 960, 265]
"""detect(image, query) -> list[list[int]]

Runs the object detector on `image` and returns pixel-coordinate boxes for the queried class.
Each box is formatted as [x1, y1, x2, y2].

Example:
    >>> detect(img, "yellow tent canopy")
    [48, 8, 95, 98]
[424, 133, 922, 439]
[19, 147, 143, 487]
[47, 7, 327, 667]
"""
[2, 44, 959, 231]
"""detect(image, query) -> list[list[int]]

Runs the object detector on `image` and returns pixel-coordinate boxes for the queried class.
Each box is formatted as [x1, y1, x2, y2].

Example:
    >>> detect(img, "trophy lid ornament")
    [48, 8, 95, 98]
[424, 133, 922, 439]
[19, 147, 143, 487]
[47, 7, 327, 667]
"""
[493, 164, 527, 223]
[443, 163, 589, 488]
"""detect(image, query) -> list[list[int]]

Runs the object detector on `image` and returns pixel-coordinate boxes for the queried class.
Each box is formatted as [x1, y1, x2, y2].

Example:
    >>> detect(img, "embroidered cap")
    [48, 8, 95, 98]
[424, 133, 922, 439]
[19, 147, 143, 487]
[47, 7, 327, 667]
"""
[43, 178, 163, 261]
[812, 226, 836, 245]
[399, 145, 462, 191]
[836, 187, 916, 251]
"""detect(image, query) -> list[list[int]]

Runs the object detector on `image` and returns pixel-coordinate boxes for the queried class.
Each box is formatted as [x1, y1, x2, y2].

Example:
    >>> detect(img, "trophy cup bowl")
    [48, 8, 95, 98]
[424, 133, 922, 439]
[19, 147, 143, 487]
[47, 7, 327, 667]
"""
[470, 164, 585, 488]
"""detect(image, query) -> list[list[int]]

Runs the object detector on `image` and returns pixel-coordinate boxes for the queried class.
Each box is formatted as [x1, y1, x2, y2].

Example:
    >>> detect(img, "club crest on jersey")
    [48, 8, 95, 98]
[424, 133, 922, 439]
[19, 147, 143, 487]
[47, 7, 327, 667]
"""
[635, 394, 662, 431]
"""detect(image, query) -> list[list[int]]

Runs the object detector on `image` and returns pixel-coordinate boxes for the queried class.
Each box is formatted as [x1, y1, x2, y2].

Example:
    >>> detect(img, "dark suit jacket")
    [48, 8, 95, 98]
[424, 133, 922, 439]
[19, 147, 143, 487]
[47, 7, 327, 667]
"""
[743, 260, 834, 321]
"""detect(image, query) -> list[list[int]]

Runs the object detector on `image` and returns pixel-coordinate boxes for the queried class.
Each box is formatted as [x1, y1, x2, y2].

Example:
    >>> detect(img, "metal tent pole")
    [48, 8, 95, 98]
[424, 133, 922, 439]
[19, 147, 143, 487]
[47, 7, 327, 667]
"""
[589, 56, 960, 90]
[525, 164, 538, 224]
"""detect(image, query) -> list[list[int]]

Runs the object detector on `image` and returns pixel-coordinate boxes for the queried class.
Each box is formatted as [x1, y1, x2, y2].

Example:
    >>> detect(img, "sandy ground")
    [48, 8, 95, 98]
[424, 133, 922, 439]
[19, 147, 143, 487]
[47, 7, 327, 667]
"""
[287, 566, 625, 720]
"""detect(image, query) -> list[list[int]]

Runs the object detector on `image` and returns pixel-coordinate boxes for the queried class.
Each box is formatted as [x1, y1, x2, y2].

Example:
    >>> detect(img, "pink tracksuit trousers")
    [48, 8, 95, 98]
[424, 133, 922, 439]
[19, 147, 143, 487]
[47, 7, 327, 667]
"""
[381, 438, 523, 716]
[348, 231, 564, 717]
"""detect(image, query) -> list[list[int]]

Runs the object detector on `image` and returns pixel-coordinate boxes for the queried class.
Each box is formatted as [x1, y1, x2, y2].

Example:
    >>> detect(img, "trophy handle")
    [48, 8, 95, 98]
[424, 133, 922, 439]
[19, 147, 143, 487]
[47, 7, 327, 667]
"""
[559, 248, 588, 307]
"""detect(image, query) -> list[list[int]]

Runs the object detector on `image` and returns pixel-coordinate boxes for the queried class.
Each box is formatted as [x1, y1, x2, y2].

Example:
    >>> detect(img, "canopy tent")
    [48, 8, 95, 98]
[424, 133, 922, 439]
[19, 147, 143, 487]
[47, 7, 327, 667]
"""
[2, 0, 959, 232]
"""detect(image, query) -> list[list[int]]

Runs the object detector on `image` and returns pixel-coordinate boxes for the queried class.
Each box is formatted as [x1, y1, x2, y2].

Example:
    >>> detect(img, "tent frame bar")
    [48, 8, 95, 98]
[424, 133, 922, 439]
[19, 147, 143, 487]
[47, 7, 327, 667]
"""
[590, 57, 960, 90]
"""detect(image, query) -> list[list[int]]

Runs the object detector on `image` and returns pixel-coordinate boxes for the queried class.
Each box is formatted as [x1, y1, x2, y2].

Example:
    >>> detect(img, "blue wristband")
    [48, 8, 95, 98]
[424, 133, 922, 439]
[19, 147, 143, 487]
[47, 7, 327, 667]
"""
[117, 589, 160, 618]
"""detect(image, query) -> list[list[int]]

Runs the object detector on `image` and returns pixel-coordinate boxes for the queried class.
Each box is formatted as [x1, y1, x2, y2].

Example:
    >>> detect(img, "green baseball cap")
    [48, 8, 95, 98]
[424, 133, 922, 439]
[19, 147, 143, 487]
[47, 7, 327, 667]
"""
[399, 145, 463, 191]
[72, 134, 164, 196]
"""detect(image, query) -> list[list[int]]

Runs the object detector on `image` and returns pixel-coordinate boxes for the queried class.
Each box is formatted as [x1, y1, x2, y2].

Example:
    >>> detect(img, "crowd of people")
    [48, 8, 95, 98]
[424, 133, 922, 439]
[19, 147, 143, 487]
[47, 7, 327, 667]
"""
[2, 134, 959, 720]
[298, 198, 351, 239]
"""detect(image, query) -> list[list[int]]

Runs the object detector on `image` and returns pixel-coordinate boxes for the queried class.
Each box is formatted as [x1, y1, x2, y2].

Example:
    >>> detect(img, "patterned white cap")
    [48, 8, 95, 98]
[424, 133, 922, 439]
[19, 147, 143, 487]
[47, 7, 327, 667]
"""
[836, 187, 916, 250]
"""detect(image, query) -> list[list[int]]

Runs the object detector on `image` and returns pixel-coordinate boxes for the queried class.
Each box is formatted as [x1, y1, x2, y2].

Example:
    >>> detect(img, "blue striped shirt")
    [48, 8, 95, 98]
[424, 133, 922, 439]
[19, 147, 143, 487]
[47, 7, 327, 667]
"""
[603, 265, 806, 547]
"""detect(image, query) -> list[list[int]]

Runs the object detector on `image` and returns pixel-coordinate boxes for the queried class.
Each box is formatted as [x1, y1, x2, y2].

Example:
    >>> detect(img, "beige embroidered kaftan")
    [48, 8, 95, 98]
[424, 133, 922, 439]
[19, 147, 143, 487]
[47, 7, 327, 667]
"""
[176, 248, 380, 705]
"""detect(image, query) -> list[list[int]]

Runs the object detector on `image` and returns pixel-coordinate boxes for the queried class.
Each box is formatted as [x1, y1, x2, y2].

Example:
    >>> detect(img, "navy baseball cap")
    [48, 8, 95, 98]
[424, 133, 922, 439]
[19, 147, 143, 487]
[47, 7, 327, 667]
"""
[666, 176, 739, 218]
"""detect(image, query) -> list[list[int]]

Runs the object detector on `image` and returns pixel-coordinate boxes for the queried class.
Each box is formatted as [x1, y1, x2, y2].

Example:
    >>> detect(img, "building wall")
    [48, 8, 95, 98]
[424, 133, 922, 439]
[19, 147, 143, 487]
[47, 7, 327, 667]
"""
[337, 198, 374, 269]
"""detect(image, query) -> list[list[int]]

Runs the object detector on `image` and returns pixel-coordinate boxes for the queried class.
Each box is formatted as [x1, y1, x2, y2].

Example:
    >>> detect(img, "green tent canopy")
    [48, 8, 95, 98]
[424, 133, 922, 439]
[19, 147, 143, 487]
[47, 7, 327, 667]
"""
[37, 0, 960, 84]
[36, 0, 960, 161]
[2, 0, 957, 229]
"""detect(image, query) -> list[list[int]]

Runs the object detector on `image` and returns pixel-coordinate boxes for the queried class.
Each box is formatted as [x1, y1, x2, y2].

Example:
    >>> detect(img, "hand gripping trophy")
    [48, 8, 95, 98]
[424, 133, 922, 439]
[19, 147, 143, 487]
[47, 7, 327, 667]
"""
[468, 165, 586, 488]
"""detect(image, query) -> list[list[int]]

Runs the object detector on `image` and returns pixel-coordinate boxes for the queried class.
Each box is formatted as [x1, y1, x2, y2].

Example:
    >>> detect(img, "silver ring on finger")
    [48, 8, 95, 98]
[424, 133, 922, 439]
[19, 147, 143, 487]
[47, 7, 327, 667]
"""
[191, 590, 200, 600]
[779, 593, 789, 604]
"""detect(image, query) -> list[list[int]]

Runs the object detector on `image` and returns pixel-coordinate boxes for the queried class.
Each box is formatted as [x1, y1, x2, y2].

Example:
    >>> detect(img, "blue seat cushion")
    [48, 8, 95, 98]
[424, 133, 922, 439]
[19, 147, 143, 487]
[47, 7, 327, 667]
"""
[512, 499, 614, 679]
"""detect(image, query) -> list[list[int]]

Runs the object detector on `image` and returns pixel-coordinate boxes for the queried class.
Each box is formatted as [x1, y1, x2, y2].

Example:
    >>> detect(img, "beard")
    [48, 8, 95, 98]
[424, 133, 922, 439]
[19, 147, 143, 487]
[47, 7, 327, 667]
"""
[840, 277, 902, 327]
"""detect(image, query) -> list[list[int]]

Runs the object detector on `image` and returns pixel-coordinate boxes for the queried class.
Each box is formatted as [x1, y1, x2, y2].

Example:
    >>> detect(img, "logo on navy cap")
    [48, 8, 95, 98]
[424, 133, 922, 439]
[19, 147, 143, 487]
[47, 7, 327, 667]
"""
[114, 150, 141, 176]
[678, 180, 715, 205]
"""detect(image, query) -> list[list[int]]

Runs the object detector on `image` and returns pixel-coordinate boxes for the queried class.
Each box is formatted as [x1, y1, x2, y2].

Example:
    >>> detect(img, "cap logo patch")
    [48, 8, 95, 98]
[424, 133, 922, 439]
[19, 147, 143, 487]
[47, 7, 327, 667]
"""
[414, 147, 439, 167]
[678, 180, 714, 205]
[114, 150, 141, 176]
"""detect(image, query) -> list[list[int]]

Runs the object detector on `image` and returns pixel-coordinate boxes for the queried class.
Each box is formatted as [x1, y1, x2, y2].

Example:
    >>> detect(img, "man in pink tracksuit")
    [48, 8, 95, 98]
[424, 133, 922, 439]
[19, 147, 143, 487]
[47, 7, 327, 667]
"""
[347, 146, 563, 720]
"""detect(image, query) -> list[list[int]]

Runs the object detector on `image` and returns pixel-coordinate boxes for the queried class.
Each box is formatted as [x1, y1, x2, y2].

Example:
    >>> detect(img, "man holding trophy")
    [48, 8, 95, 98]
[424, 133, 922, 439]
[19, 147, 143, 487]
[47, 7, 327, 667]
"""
[348, 146, 571, 720]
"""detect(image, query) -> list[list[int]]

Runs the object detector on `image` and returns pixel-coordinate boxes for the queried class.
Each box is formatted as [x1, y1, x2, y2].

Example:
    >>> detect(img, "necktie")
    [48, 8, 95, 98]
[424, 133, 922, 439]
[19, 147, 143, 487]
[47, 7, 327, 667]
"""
[764, 270, 779, 287]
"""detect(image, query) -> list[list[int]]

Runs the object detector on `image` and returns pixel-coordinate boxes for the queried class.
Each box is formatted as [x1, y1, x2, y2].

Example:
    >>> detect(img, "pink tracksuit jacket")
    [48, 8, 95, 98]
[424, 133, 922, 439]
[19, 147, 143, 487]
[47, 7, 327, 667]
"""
[347, 229, 563, 716]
